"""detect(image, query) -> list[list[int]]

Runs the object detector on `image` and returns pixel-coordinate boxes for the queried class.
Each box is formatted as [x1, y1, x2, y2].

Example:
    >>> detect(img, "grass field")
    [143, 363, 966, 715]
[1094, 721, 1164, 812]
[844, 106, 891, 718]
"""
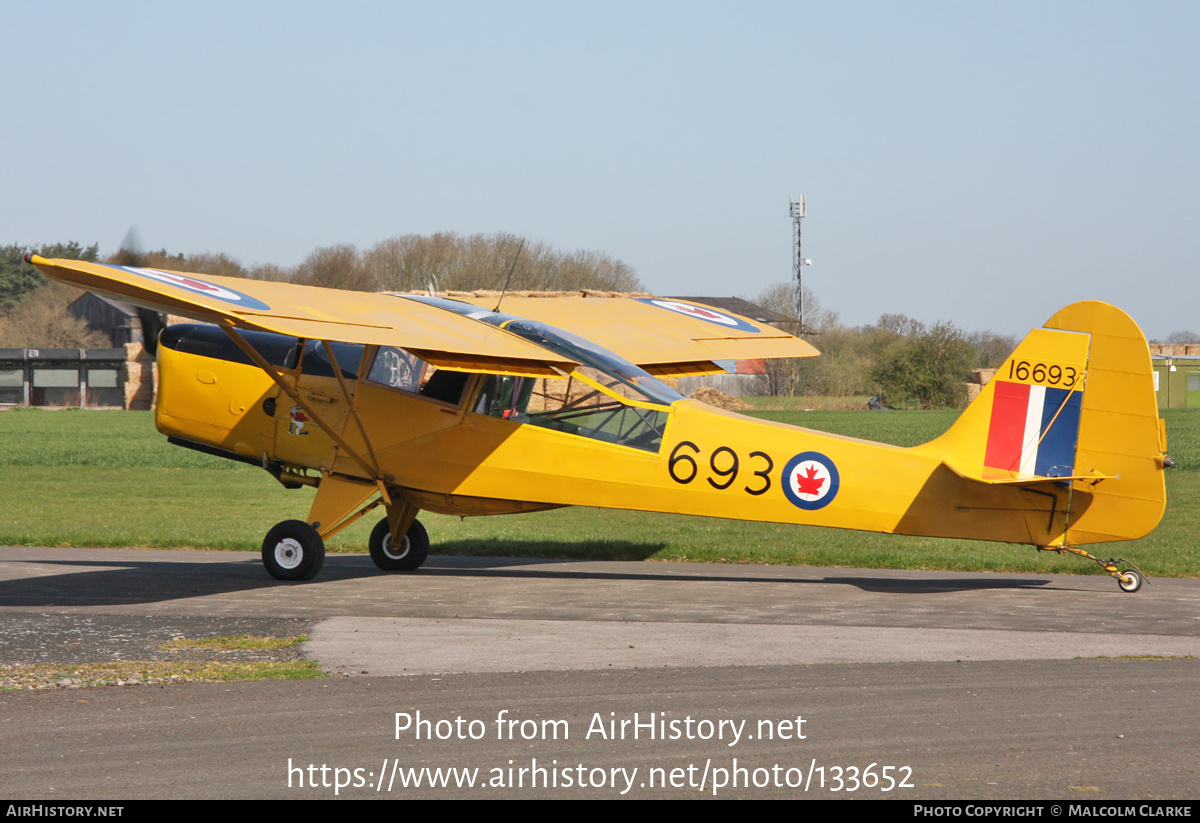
[740, 395, 875, 411]
[1, 407, 1197, 577]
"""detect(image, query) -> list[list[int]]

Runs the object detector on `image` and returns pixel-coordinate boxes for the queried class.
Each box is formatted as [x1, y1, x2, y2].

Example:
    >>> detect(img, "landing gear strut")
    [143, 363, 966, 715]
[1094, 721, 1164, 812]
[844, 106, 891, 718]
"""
[1040, 545, 1146, 593]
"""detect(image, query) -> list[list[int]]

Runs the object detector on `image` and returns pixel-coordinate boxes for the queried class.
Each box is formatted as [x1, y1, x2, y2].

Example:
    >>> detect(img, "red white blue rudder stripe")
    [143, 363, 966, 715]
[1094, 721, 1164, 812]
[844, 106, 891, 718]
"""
[984, 381, 1083, 478]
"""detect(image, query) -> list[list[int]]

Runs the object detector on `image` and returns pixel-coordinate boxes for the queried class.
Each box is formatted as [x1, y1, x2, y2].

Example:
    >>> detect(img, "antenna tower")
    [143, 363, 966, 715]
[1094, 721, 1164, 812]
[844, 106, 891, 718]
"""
[789, 196, 807, 334]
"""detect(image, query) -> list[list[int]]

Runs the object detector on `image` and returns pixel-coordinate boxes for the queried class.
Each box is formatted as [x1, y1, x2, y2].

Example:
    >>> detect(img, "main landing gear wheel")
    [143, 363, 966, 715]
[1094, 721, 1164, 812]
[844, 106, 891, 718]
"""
[369, 517, 429, 572]
[262, 520, 326, 581]
[1117, 569, 1143, 593]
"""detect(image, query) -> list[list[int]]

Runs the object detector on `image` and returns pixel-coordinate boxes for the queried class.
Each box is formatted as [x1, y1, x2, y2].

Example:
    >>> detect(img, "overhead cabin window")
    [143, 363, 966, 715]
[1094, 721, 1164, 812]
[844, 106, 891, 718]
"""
[399, 295, 683, 404]
[160, 324, 298, 369]
[366, 346, 469, 406]
[466, 316, 680, 453]
[298, 340, 365, 380]
[398, 295, 682, 451]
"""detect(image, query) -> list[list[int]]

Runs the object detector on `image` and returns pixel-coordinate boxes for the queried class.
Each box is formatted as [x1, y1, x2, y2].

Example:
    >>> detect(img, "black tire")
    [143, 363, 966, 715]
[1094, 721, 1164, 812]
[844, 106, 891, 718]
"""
[1117, 569, 1142, 593]
[262, 520, 326, 581]
[369, 517, 429, 572]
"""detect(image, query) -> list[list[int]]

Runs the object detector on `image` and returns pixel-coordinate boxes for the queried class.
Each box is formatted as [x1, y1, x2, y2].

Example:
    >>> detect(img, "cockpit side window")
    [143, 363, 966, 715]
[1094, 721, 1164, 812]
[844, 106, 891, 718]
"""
[365, 346, 470, 406]
[368, 346, 424, 392]
[473, 371, 670, 452]
[474, 375, 537, 418]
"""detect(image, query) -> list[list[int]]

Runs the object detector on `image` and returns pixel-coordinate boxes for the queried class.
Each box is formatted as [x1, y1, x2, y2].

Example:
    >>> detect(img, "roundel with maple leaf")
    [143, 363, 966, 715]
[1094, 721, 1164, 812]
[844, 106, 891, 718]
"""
[781, 451, 840, 510]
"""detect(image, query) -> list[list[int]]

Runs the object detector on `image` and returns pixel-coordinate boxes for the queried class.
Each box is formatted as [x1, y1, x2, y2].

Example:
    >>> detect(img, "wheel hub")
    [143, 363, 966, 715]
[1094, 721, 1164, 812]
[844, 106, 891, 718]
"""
[382, 533, 411, 561]
[274, 538, 304, 570]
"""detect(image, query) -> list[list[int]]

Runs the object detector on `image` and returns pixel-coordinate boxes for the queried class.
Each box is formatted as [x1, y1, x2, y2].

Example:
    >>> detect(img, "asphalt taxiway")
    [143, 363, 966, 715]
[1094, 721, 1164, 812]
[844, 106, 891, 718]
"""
[0, 546, 1196, 799]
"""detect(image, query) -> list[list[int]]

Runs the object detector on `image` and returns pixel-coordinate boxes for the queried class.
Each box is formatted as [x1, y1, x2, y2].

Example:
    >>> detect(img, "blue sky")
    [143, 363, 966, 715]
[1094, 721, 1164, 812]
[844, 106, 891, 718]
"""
[3, 1, 1196, 337]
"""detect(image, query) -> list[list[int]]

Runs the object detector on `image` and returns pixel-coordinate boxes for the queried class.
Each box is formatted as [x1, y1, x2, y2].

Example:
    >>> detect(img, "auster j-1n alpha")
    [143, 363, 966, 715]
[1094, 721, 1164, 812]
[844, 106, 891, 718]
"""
[28, 255, 1170, 591]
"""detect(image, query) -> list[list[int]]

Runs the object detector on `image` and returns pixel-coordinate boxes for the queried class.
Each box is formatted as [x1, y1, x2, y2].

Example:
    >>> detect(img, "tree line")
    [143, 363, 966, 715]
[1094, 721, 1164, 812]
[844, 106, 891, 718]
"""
[0, 233, 643, 348]
[749, 282, 1186, 407]
[753, 283, 1019, 409]
[108, 231, 643, 294]
[3, 238, 1194, 409]
[0, 242, 111, 348]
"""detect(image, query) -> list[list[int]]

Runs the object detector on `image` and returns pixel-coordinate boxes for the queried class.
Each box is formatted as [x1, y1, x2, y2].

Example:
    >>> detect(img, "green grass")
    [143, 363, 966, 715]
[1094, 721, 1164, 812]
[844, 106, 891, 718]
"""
[161, 635, 307, 651]
[0, 407, 237, 469]
[0, 631, 320, 690]
[749, 408, 961, 446]
[740, 395, 874, 411]
[0, 659, 324, 690]
[1162, 409, 1200, 472]
[1, 407, 1197, 576]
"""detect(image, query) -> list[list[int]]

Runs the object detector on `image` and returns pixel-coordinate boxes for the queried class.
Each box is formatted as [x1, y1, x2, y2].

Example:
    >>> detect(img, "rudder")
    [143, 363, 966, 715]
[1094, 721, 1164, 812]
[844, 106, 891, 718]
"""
[1043, 301, 1166, 544]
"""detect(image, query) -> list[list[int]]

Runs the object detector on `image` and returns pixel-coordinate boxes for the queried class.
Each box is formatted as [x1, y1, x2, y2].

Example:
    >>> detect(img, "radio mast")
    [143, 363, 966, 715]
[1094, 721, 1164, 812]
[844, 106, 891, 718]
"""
[789, 196, 811, 335]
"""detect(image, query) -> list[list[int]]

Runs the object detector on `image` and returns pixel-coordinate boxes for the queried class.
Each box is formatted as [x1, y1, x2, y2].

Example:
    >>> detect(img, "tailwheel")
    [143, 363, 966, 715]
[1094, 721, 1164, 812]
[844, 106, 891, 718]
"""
[1117, 569, 1143, 593]
[1040, 545, 1147, 593]
[369, 517, 429, 572]
[262, 520, 326, 581]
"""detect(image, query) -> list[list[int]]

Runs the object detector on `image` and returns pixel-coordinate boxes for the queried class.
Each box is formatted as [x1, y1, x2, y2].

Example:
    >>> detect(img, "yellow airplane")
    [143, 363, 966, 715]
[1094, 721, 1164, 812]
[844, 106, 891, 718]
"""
[28, 254, 1170, 591]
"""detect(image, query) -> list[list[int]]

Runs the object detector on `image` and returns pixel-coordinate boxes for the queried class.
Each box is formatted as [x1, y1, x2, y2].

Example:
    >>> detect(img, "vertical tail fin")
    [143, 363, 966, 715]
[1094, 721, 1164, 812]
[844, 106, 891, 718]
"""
[919, 301, 1166, 546]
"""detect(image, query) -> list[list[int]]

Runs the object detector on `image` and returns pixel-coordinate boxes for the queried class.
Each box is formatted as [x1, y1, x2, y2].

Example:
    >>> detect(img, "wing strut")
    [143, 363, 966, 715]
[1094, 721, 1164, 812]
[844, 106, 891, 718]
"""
[320, 340, 385, 482]
[218, 323, 384, 488]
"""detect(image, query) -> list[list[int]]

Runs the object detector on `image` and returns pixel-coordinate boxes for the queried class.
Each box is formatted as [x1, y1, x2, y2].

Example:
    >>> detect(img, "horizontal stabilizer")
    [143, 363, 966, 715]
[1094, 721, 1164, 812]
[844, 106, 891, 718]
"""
[940, 459, 1115, 487]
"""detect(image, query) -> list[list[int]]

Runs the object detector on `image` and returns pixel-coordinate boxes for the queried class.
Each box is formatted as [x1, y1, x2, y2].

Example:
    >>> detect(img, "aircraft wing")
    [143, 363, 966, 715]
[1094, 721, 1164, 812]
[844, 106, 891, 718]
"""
[28, 256, 577, 377]
[450, 295, 820, 376]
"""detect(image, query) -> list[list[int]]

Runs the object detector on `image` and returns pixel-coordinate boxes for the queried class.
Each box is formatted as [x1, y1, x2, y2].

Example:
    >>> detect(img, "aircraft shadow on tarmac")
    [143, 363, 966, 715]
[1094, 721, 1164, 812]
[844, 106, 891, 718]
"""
[0, 549, 1053, 607]
[434, 538, 667, 561]
[424, 560, 1055, 594]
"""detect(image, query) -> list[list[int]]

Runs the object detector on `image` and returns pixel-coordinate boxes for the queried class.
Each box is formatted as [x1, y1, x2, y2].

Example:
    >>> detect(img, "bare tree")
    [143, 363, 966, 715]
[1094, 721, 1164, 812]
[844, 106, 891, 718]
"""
[0, 282, 109, 348]
[874, 313, 927, 338]
[181, 252, 249, 280]
[753, 282, 843, 396]
[365, 232, 642, 293]
[246, 262, 294, 282]
[754, 282, 838, 334]
[366, 233, 459, 293]
[293, 244, 377, 291]
[967, 329, 1018, 369]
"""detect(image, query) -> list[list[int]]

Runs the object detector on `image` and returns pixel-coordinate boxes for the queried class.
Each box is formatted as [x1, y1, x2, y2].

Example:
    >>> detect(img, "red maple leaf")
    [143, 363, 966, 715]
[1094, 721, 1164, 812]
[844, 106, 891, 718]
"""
[794, 465, 825, 496]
